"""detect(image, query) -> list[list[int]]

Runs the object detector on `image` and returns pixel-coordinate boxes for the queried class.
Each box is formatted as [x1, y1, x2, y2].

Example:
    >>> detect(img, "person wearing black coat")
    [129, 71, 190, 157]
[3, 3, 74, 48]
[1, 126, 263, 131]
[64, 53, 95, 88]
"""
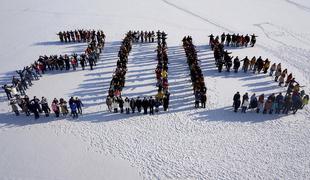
[233, 57, 240, 73]
[142, 97, 149, 114]
[233, 92, 241, 112]
[201, 93, 207, 108]
[149, 96, 155, 115]
[130, 98, 136, 113]
[88, 56, 95, 70]
[163, 91, 170, 111]
[136, 97, 142, 113]
[256, 56, 264, 73]
[118, 96, 124, 113]
[29, 101, 39, 119]
[31, 96, 42, 113]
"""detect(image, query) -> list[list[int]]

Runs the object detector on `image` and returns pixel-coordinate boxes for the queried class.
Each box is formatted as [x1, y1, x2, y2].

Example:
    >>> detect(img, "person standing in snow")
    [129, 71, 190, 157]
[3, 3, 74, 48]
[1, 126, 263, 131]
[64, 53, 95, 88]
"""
[242, 56, 250, 73]
[256, 94, 265, 113]
[106, 96, 113, 112]
[292, 93, 302, 114]
[250, 34, 257, 47]
[59, 98, 69, 116]
[201, 93, 207, 108]
[282, 94, 292, 114]
[51, 98, 60, 117]
[70, 102, 78, 119]
[269, 63, 276, 76]
[263, 59, 270, 74]
[233, 92, 241, 112]
[2, 84, 12, 100]
[220, 33, 226, 44]
[263, 99, 273, 114]
[273, 93, 283, 114]
[136, 97, 142, 113]
[249, 93, 258, 110]
[75, 97, 83, 114]
[142, 97, 149, 115]
[249, 56, 256, 71]
[124, 97, 130, 114]
[41, 97, 50, 117]
[29, 100, 39, 119]
[242, 93, 249, 105]
[112, 98, 119, 113]
[130, 98, 136, 113]
[149, 96, 155, 115]
[241, 97, 249, 113]
[9, 99, 19, 116]
[195, 90, 201, 108]
[154, 98, 161, 113]
[80, 55, 86, 70]
[233, 56, 240, 73]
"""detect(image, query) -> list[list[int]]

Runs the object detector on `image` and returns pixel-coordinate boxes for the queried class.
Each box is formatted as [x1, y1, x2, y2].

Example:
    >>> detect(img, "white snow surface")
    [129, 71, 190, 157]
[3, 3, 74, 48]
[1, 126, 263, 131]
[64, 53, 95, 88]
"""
[0, 0, 310, 179]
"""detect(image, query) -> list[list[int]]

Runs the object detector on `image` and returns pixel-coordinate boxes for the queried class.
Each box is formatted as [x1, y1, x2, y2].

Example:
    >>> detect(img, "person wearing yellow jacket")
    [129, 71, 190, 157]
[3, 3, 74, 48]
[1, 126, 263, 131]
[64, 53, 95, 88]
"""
[161, 70, 168, 79]
[156, 90, 164, 101]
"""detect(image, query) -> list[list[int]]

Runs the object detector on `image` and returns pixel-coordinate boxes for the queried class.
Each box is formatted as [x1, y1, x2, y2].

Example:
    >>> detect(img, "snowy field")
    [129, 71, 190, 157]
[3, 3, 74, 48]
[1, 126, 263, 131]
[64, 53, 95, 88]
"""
[0, 0, 310, 179]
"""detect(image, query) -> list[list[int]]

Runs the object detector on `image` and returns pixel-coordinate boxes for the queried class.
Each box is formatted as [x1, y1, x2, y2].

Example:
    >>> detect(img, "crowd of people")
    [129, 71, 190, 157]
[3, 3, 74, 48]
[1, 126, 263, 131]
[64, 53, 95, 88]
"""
[36, 39, 104, 72]
[182, 36, 207, 108]
[154, 31, 170, 112]
[106, 31, 170, 115]
[2, 31, 105, 118]
[233, 91, 309, 114]
[57, 30, 105, 43]
[106, 96, 164, 115]
[128, 30, 156, 43]
[107, 32, 133, 98]
[3, 36, 105, 100]
[9, 95, 83, 119]
[209, 33, 257, 49]
[209, 32, 308, 115]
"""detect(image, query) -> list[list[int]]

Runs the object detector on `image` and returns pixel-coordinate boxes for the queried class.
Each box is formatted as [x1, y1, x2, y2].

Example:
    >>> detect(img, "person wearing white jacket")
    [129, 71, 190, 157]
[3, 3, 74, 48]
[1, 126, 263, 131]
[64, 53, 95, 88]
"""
[124, 97, 130, 114]
[241, 98, 249, 113]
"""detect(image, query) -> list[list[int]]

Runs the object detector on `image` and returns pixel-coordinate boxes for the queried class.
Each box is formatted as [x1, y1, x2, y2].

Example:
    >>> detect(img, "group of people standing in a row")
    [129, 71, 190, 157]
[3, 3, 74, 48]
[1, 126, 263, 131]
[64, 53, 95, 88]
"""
[154, 31, 170, 112]
[209, 33, 257, 50]
[107, 32, 133, 98]
[129, 30, 156, 43]
[57, 29, 105, 43]
[182, 36, 207, 108]
[9, 95, 83, 119]
[233, 91, 309, 114]
[106, 95, 169, 115]
[37, 39, 104, 72]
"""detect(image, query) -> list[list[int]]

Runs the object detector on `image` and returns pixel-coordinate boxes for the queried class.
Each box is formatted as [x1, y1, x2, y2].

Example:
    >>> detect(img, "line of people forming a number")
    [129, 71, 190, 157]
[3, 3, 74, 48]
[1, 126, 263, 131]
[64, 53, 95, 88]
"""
[106, 31, 170, 115]
[209, 33, 308, 114]
[2, 31, 105, 119]
[182, 36, 207, 109]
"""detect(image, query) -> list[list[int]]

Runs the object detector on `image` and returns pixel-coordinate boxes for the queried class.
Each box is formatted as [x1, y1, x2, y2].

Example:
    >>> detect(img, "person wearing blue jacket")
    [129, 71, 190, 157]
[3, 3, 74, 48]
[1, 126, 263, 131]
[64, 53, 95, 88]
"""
[70, 102, 78, 119]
